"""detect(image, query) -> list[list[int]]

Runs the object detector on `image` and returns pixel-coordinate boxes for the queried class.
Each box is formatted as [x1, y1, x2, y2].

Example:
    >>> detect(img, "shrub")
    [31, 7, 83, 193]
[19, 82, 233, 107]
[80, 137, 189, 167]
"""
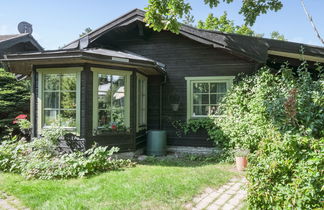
[217, 62, 323, 209]
[247, 130, 323, 209]
[0, 126, 135, 179]
[217, 62, 323, 152]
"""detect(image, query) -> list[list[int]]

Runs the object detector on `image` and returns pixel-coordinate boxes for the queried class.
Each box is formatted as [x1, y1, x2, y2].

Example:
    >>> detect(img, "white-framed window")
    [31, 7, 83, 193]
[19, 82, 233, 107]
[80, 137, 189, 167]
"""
[136, 73, 147, 131]
[185, 76, 234, 119]
[92, 67, 131, 134]
[37, 67, 82, 134]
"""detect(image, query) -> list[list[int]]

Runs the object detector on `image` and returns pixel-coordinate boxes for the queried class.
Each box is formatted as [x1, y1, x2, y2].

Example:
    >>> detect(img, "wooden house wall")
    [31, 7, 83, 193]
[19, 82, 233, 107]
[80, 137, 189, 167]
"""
[99, 29, 259, 147]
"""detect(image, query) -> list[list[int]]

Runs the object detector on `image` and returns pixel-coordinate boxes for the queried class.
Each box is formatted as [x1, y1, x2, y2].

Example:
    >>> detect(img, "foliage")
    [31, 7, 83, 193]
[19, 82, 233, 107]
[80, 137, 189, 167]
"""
[270, 31, 286, 40]
[234, 148, 250, 157]
[217, 62, 323, 152]
[171, 118, 232, 162]
[197, 12, 254, 36]
[0, 68, 30, 139]
[16, 119, 31, 131]
[144, 0, 283, 33]
[0, 126, 134, 180]
[172, 118, 226, 146]
[79, 27, 92, 37]
[216, 62, 323, 209]
[247, 131, 323, 209]
[197, 12, 286, 40]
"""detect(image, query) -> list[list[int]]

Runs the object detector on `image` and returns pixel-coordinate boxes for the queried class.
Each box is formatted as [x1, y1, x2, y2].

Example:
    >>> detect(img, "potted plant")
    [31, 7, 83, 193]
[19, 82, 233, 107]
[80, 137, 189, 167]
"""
[169, 94, 180, 111]
[234, 148, 250, 171]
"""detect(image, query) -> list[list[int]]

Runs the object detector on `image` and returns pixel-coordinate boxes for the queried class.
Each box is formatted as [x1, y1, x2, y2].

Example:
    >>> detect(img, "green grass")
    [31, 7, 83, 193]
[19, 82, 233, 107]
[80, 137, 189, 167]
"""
[0, 159, 236, 210]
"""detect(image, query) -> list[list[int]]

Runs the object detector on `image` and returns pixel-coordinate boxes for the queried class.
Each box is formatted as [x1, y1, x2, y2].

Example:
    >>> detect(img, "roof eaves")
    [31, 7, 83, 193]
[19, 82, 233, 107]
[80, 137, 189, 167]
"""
[0, 34, 28, 43]
[63, 8, 145, 49]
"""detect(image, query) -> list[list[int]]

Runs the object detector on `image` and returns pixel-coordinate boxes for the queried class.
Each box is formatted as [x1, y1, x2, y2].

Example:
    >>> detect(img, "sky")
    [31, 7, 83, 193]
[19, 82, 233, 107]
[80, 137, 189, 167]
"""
[0, 0, 323, 50]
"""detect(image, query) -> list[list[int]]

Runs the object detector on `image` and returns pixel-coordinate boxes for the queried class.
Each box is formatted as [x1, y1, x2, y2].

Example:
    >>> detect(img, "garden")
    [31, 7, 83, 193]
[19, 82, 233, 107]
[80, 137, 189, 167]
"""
[0, 60, 323, 209]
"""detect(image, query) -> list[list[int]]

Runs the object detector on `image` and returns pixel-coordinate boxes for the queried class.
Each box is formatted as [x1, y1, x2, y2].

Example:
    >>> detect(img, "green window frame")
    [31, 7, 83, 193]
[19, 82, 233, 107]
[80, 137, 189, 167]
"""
[37, 67, 82, 134]
[136, 73, 147, 132]
[92, 67, 132, 134]
[185, 76, 234, 120]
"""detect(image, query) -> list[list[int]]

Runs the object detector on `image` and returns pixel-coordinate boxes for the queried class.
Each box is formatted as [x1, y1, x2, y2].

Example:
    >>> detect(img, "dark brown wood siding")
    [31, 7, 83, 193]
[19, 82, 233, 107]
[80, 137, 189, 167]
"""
[99, 29, 258, 147]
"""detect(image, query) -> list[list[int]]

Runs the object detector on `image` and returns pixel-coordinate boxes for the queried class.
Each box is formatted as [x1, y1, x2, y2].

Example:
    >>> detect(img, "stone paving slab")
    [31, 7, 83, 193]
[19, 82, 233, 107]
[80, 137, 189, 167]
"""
[186, 177, 247, 210]
[0, 192, 28, 210]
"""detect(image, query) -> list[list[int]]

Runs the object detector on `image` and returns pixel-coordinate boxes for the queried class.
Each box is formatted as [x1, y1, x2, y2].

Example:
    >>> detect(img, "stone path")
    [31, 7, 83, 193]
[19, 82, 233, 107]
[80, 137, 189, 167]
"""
[0, 192, 28, 210]
[185, 177, 247, 210]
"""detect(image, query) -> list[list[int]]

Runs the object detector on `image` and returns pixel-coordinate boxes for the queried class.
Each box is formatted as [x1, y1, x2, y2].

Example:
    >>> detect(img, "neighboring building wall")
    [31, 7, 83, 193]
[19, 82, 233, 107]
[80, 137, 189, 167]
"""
[100, 29, 259, 147]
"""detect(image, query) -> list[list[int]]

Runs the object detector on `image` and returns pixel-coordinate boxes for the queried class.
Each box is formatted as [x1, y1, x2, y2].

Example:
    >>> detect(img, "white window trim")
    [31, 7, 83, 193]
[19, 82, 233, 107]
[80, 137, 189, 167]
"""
[37, 67, 82, 135]
[91, 67, 132, 134]
[185, 76, 235, 120]
[136, 73, 148, 132]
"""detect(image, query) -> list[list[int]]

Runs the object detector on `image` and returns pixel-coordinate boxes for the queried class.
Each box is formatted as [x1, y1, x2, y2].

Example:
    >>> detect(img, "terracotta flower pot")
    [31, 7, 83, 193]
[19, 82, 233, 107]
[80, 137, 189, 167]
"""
[235, 156, 248, 171]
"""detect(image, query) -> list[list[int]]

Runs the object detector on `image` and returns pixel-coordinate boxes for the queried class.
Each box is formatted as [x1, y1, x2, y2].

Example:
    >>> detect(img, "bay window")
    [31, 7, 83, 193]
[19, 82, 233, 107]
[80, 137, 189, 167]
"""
[185, 76, 234, 119]
[92, 68, 131, 134]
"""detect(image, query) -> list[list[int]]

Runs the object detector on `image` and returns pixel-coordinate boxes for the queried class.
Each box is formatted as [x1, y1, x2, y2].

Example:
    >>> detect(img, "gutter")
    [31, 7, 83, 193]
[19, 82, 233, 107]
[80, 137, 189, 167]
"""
[159, 73, 167, 130]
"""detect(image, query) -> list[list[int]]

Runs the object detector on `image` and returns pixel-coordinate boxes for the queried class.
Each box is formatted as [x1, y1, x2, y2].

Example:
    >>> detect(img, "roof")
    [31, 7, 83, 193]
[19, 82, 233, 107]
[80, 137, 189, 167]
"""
[0, 34, 27, 42]
[1, 48, 165, 75]
[63, 9, 324, 63]
[0, 33, 43, 55]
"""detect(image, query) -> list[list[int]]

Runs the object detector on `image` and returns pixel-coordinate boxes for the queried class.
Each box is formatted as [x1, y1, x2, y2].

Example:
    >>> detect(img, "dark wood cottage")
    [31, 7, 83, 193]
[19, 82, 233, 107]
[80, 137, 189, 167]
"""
[1, 9, 324, 151]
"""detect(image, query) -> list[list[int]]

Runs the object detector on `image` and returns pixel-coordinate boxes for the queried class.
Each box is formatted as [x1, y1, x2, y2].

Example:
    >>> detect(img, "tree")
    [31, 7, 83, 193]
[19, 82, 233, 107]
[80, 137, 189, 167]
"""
[0, 68, 30, 139]
[144, 0, 283, 33]
[182, 14, 195, 26]
[197, 12, 254, 36]
[270, 31, 286, 41]
[79, 27, 92, 37]
[196, 12, 286, 40]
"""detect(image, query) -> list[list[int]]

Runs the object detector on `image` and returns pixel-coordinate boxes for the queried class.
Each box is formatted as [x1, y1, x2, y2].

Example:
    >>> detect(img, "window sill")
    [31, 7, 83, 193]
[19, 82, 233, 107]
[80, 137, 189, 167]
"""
[188, 115, 222, 121]
[94, 130, 131, 136]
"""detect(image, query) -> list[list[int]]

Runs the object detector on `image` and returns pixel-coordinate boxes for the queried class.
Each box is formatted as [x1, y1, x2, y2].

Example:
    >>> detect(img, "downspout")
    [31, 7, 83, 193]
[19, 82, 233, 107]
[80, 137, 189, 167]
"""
[159, 74, 167, 130]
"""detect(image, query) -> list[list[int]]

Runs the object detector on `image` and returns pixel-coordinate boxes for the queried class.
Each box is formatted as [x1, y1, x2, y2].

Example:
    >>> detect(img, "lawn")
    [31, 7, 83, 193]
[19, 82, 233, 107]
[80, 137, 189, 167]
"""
[0, 159, 237, 210]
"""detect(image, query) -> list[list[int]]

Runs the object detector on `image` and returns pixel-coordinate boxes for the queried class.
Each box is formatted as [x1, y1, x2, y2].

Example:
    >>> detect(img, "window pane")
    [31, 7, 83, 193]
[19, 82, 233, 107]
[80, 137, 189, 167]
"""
[44, 110, 58, 126]
[60, 110, 76, 127]
[193, 105, 209, 116]
[44, 92, 59, 108]
[60, 92, 76, 109]
[210, 83, 227, 93]
[98, 110, 111, 127]
[112, 108, 125, 126]
[61, 74, 76, 90]
[210, 94, 225, 104]
[98, 74, 111, 92]
[112, 95, 125, 107]
[112, 75, 124, 87]
[98, 91, 111, 109]
[98, 83, 111, 92]
[44, 74, 59, 90]
[193, 94, 209, 104]
[193, 83, 209, 93]
[97, 74, 127, 130]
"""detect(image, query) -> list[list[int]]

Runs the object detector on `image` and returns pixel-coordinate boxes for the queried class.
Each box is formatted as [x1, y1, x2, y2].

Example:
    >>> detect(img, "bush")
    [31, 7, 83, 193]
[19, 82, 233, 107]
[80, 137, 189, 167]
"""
[218, 62, 323, 151]
[217, 62, 323, 209]
[0, 127, 135, 179]
[248, 131, 323, 209]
